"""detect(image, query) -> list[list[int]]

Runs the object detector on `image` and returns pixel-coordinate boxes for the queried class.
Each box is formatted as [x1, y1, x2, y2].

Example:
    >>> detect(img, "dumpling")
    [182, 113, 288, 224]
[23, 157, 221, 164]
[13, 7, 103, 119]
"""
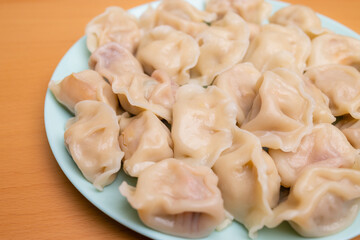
[190, 12, 250, 86]
[305, 64, 360, 119]
[119, 111, 173, 177]
[89, 42, 143, 85]
[85, 7, 140, 53]
[213, 127, 280, 238]
[64, 100, 124, 191]
[269, 123, 360, 187]
[302, 76, 335, 124]
[266, 167, 360, 237]
[139, 0, 216, 37]
[308, 33, 360, 70]
[269, 5, 325, 38]
[119, 158, 225, 238]
[336, 115, 360, 149]
[241, 68, 314, 152]
[243, 24, 311, 73]
[171, 84, 237, 167]
[112, 69, 177, 123]
[49, 69, 120, 114]
[136, 25, 200, 85]
[205, 0, 272, 24]
[213, 62, 261, 125]
[89, 42, 176, 122]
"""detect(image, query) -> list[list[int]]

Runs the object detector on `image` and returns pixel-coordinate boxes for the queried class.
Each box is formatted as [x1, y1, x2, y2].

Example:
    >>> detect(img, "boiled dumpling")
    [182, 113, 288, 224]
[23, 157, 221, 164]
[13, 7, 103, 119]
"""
[269, 5, 325, 38]
[64, 100, 124, 191]
[266, 167, 360, 237]
[269, 123, 360, 187]
[85, 7, 140, 53]
[336, 115, 360, 149]
[120, 158, 225, 238]
[305, 64, 360, 119]
[302, 76, 335, 124]
[89, 42, 176, 122]
[241, 68, 314, 152]
[213, 62, 261, 125]
[119, 111, 173, 177]
[112, 69, 177, 123]
[171, 84, 237, 167]
[49, 69, 120, 114]
[190, 12, 250, 86]
[308, 33, 360, 70]
[206, 0, 272, 24]
[89, 42, 143, 85]
[136, 25, 200, 85]
[139, 0, 216, 37]
[243, 24, 311, 73]
[213, 127, 280, 238]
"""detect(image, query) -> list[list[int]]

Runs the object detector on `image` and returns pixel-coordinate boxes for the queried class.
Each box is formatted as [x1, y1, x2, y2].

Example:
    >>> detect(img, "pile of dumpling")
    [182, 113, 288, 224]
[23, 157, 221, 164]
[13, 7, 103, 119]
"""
[49, 0, 360, 238]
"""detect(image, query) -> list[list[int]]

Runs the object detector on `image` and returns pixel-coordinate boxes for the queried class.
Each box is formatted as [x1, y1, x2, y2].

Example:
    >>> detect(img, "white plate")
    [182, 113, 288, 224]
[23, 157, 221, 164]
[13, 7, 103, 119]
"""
[44, 1, 360, 239]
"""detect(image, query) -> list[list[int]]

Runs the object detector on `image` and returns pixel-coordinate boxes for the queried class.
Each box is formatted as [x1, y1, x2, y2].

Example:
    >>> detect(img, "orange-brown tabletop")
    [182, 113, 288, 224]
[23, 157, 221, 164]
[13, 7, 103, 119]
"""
[0, 0, 359, 239]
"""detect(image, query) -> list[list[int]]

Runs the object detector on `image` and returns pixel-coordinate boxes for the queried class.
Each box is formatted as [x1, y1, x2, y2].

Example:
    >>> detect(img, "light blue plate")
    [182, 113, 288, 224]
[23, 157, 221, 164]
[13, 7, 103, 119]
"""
[44, 1, 360, 239]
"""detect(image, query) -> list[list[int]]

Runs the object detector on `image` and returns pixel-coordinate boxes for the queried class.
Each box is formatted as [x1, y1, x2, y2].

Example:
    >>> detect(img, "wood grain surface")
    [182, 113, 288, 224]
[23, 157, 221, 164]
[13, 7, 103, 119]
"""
[0, 0, 359, 239]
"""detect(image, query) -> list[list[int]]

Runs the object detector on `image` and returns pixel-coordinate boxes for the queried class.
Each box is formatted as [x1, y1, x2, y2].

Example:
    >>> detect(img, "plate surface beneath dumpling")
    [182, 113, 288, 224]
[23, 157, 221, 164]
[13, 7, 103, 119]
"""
[44, 0, 360, 239]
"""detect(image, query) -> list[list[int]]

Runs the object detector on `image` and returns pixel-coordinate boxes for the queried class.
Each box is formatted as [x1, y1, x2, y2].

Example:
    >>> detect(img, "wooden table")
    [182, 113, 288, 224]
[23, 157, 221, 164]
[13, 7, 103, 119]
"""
[0, 0, 359, 239]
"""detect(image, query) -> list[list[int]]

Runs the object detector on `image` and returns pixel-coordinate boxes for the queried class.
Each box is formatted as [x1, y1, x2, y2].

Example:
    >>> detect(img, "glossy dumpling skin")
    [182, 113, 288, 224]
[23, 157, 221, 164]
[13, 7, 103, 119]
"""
[269, 123, 360, 187]
[190, 12, 250, 86]
[213, 63, 261, 125]
[119, 158, 225, 238]
[336, 115, 360, 149]
[139, 0, 216, 37]
[308, 33, 360, 70]
[305, 64, 360, 119]
[89, 42, 176, 122]
[266, 167, 360, 237]
[213, 127, 280, 238]
[119, 111, 173, 177]
[49, 69, 120, 114]
[241, 68, 314, 152]
[269, 5, 324, 38]
[64, 100, 124, 191]
[112, 69, 177, 123]
[302, 76, 335, 124]
[85, 7, 140, 53]
[89, 42, 143, 85]
[136, 25, 200, 85]
[243, 24, 311, 73]
[171, 84, 237, 167]
[205, 0, 272, 24]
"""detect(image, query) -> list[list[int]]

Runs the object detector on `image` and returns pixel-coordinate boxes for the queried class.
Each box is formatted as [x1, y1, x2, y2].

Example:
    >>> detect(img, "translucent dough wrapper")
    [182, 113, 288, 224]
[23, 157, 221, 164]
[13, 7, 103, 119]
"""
[269, 123, 360, 187]
[269, 5, 327, 38]
[49, 69, 120, 114]
[305, 64, 360, 119]
[213, 127, 280, 239]
[266, 167, 360, 237]
[119, 111, 173, 177]
[336, 115, 360, 149]
[243, 24, 311, 73]
[89, 42, 143, 85]
[213, 63, 261, 125]
[119, 158, 225, 238]
[64, 100, 124, 190]
[171, 84, 237, 167]
[308, 33, 360, 70]
[136, 25, 200, 85]
[85, 7, 140, 53]
[206, 0, 272, 24]
[139, 0, 216, 37]
[241, 68, 314, 152]
[190, 12, 250, 86]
